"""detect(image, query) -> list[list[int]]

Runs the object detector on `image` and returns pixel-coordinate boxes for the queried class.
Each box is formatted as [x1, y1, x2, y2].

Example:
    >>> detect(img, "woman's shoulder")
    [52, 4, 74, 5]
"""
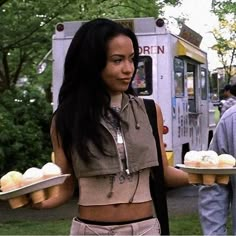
[124, 94, 162, 117]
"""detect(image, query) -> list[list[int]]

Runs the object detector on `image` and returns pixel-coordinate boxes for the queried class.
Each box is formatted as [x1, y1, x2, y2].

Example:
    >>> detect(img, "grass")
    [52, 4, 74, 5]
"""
[0, 214, 232, 235]
[0, 219, 70, 235]
[169, 214, 202, 235]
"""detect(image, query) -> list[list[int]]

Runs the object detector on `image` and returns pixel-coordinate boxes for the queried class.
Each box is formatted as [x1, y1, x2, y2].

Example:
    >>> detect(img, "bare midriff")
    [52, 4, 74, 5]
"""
[78, 201, 153, 222]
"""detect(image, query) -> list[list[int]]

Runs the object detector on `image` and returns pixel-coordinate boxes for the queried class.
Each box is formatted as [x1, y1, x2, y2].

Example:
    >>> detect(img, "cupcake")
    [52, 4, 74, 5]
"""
[216, 154, 235, 185]
[42, 162, 62, 179]
[22, 167, 46, 203]
[41, 162, 62, 198]
[0, 171, 29, 209]
[218, 154, 235, 167]
[184, 151, 203, 184]
[200, 150, 219, 185]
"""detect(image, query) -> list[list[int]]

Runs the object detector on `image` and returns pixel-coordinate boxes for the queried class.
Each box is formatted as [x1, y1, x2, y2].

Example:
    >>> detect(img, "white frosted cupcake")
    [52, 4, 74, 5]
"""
[217, 154, 235, 185]
[200, 150, 219, 185]
[42, 162, 62, 179]
[1, 171, 23, 191]
[184, 151, 202, 167]
[22, 167, 44, 185]
[218, 154, 235, 167]
[0, 171, 29, 208]
[184, 151, 203, 184]
[200, 150, 219, 168]
[41, 162, 62, 198]
[22, 167, 46, 203]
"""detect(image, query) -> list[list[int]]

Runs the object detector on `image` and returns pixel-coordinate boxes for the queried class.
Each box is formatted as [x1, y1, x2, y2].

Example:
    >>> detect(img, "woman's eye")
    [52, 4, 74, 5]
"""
[113, 58, 122, 63]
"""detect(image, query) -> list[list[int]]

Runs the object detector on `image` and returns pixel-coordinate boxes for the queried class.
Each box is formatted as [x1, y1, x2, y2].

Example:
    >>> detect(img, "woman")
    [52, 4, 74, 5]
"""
[36, 18, 188, 235]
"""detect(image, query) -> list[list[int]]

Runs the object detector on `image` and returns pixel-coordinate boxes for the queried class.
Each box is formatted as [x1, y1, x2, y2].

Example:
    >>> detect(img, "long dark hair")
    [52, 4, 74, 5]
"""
[54, 18, 139, 161]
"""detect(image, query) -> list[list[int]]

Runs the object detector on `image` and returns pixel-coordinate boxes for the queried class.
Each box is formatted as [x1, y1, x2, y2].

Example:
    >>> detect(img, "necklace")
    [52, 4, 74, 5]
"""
[106, 107, 123, 144]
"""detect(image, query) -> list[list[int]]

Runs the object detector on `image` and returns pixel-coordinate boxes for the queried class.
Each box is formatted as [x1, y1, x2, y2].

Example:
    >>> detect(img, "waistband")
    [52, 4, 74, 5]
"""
[70, 217, 161, 235]
[76, 216, 153, 226]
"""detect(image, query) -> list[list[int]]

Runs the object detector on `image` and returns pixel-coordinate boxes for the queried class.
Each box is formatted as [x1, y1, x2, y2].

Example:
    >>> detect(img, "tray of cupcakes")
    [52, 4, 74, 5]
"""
[0, 162, 70, 209]
[177, 150, 236, 185]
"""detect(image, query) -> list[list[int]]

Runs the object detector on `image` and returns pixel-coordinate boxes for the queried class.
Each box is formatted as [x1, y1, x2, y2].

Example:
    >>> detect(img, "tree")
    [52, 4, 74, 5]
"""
[0, 0, 181, 93]
[211, 0, 236, 83]
[0, 0, 75, 93]
[0, 86, 52, 173]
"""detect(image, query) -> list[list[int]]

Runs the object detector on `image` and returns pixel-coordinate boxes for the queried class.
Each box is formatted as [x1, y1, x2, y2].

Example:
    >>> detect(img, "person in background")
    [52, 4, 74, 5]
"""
[218, 84, 231, 114]
[220, 84, 236, 116]
[198, 104, 236, 235]
[32, 18, 188, 235]
[223, 84, 232, 99]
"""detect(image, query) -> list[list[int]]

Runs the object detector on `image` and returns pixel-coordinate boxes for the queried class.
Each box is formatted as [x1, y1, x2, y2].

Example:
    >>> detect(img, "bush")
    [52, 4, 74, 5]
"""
[0, 86, 52, 175]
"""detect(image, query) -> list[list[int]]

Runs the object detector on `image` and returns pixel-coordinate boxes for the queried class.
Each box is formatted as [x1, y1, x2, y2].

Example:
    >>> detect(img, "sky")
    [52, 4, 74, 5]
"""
[163, 0, 220, 71]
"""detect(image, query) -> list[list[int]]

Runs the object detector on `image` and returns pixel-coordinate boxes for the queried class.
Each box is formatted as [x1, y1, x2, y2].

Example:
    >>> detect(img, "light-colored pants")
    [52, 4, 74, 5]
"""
[70, 217, 161, 235]
[198, 184, 230, 235]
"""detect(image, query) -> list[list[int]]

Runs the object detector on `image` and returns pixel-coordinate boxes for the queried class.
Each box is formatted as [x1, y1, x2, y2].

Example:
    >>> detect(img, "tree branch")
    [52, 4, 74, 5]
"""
[5, 1, 72, 50]
[2, 50, 10, 88]
[12, 51, 27, 85]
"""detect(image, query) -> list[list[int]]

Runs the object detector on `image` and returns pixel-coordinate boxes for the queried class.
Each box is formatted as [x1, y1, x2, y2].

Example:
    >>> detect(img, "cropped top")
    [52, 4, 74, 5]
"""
[71, 93, 159, 178]
[78, 168, 152, 205]
[78, 99, 152, 205]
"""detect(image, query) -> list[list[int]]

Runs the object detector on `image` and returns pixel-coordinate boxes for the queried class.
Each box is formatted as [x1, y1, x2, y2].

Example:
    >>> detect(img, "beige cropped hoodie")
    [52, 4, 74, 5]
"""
[71, 93, 159, 178]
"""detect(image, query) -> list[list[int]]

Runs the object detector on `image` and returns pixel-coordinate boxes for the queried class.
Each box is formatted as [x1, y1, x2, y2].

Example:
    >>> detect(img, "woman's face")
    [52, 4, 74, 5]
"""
[101, 34, 135, 96]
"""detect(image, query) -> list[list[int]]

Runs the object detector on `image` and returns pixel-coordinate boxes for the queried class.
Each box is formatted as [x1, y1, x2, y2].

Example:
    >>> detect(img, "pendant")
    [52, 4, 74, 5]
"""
[117, 132, 123, 144]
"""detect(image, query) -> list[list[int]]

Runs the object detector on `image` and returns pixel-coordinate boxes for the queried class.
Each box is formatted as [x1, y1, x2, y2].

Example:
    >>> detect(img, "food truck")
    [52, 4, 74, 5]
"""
[52, 17, 217, 166]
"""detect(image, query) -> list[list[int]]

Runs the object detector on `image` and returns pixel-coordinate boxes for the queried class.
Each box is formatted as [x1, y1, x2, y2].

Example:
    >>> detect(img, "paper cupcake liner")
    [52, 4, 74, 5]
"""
[203, 174, 216, 185]
[46, 185, 60, 198]
[8, 195, 29, 209]
[187, 173, 202, 184]
[216, 175, 229, 185]
[30, 189, 47, 203]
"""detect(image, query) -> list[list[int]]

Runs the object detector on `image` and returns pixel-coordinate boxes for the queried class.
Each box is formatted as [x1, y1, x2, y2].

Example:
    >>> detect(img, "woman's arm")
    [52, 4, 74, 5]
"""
[32, 118, 76, 209]
[155, 104, 189, 187]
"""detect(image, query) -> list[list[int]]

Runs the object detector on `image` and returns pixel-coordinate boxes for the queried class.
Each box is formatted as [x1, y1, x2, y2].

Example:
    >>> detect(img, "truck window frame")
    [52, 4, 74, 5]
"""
[174, 57, 184, 97]
[200, 67, 207, 100]
[132, 56, 152, 96]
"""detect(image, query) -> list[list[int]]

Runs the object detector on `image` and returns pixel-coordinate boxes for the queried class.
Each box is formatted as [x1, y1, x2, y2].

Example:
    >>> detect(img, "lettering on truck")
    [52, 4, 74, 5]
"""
[139, 45, 165, 55]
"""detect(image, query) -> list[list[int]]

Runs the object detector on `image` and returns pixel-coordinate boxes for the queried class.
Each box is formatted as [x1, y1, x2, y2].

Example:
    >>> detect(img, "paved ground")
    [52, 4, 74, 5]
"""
[0, 185, 199, 222]
[167, 185, 199, 216]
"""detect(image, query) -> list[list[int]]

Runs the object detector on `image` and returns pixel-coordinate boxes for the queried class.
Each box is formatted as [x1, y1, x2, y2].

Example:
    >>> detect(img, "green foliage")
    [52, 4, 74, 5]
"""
[211, 1, 236, 83]
[0, 86, 52, 175]
[0, 0, 74, 92]
[0, 0, 181, 92]
[212, 0, 236, 20]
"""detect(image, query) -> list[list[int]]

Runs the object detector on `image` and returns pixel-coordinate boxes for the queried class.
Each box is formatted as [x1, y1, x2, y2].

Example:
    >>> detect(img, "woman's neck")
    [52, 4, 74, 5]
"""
[110, 93, 122, 108]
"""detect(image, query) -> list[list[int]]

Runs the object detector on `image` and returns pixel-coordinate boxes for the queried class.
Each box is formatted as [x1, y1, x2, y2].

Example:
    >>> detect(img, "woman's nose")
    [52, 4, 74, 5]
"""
[123, 60, 134, 74]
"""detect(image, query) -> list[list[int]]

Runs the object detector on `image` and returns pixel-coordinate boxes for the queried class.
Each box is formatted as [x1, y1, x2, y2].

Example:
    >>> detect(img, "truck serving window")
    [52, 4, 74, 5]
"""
[174, 57, 184, 97]
[132, 56, 152, 96]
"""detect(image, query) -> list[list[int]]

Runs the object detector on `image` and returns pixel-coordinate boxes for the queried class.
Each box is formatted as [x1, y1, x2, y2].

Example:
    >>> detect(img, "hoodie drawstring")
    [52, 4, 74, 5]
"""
[130, 98, 140, 129]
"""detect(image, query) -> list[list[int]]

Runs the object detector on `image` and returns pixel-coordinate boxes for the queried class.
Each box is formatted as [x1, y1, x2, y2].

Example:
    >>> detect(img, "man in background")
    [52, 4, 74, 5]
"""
[220, 84, 236, 116]
[199, 103, 236, 235]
